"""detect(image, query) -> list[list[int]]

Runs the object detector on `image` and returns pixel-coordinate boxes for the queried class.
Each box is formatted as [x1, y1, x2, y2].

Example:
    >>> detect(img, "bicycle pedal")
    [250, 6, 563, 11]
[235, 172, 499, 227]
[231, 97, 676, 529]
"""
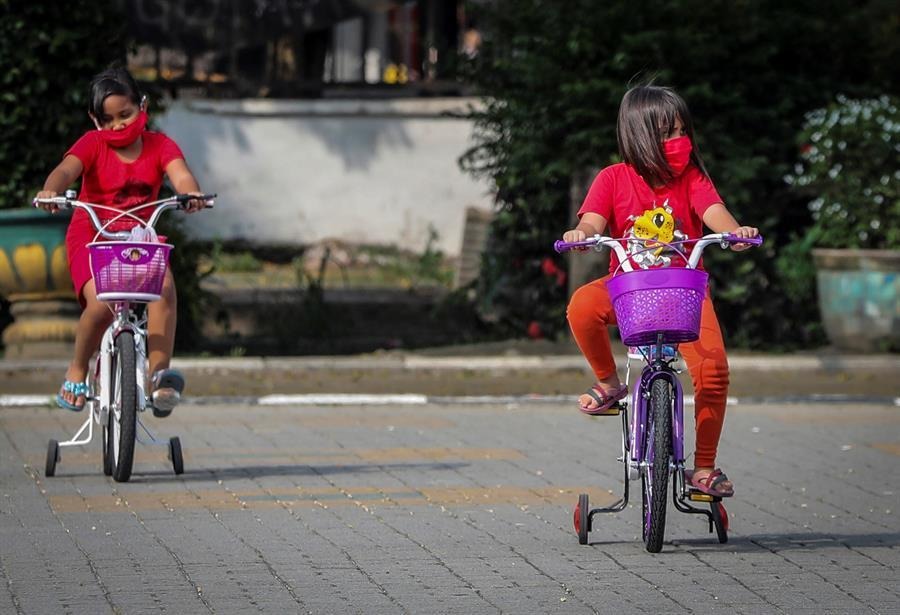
[687, 491, 715, 502]
[590, 402, 623, 416]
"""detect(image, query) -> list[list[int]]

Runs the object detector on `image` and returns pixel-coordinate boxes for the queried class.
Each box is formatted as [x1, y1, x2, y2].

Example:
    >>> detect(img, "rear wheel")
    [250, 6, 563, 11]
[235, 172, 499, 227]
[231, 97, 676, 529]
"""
[168, 437, 184, 475]
[710, 502, 729, 543]
[642, 378, 672, 553]
[109, 331, 137, 482]
[574, 493, 589, 545]
[45, 439, 59, 477]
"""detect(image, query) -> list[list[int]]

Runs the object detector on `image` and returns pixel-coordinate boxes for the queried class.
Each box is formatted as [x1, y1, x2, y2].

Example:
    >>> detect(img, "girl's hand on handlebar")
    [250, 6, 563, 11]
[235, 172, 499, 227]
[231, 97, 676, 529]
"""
[34, 190, 60, 212]
[184, 192, 209, 213]
[729, 226, 759, 251]
[562, 229, 589, 251]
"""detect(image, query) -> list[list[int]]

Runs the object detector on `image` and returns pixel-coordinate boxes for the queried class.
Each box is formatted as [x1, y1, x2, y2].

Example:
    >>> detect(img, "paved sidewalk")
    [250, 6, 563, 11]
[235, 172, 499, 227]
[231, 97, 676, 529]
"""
[1, 394, 898, 613]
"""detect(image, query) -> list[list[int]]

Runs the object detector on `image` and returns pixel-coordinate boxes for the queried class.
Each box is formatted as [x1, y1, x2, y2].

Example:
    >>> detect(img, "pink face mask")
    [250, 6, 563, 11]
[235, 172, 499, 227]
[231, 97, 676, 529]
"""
[95, 110, 148, 148]
[663, 135, 693, 176]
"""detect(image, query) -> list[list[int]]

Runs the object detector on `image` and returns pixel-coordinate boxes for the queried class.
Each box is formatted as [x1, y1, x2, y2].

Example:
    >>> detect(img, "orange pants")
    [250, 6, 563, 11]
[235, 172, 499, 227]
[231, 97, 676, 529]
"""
[567, 275, 729, 469]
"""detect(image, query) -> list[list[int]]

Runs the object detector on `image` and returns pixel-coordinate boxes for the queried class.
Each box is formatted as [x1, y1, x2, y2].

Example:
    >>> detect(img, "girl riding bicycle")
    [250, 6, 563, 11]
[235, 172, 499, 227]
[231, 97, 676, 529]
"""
[561, 84, 759, 498]
[34, 66, 207, 416]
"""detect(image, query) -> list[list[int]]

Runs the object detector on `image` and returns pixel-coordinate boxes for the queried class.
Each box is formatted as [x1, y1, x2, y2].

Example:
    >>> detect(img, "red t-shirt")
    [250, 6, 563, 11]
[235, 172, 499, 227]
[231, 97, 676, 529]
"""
[66, 130, 184, 234]
[63, 130, 183, 303]
[577, 162, 722, 272]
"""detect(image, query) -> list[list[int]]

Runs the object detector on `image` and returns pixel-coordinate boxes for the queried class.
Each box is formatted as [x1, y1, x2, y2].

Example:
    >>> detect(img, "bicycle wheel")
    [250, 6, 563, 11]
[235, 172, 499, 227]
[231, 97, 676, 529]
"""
[168, 437, 184, 475]
[45, 439, 59, 477]
[574, 493, 589, 545]
[94, 362, 113, 477]
[710, 502, 729, 544]
[109, 331, 137, 482]
[641, 378, 672, 553]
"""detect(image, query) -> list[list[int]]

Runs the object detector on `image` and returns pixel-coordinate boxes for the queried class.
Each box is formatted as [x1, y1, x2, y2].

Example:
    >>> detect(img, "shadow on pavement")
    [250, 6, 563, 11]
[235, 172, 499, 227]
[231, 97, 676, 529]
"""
[122, 461, 470, 483]
[665, 532, 900, 552]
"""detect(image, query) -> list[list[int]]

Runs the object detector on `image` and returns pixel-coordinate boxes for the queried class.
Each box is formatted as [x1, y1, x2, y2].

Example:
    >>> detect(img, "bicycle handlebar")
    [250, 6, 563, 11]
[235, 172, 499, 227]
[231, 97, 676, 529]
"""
[33, 191, 215, 240]
[554, 232, 763, 272]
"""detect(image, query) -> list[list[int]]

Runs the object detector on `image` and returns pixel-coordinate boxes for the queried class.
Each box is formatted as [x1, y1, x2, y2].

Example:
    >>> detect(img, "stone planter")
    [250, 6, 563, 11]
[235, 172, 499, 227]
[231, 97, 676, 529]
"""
[0, 208, 79, 358]
[812, 248, 900, 352]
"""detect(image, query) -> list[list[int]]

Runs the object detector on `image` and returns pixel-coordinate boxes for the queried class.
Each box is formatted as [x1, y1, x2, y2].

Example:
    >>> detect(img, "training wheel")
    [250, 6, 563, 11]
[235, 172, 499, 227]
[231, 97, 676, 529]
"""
[45, 439, 60, 477]
[574, 493, 590, 545]
[710, 501, 729, 543]
[168, 437, 184, 475]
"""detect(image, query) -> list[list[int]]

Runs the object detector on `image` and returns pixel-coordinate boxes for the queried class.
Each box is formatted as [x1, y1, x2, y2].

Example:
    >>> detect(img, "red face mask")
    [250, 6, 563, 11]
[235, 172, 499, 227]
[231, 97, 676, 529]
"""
[95, 110, 148, 148]
[663, 135, 693, 176]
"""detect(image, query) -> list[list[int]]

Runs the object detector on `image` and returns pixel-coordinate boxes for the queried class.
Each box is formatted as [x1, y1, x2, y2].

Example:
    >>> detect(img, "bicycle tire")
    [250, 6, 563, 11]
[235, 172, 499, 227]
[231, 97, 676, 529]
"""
[642, 378, 672, 553]
[574, 493, 589, 545]
[110, 331, 137, 482]
[710, 502, 729, 544]
[95, 363, 113, 477]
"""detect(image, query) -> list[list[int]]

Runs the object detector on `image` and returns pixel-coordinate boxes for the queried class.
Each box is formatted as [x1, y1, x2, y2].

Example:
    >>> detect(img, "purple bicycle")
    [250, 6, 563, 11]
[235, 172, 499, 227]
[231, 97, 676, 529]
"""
[555, 232, 763, 552]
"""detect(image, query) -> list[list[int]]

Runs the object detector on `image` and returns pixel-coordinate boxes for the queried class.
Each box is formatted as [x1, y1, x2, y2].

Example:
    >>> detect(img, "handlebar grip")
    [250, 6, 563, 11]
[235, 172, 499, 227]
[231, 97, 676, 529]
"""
[32, 197, 71, 208]
[554, 238, 599, 253]
[174, 193, 217, 203]
[723, 233, 764, 246]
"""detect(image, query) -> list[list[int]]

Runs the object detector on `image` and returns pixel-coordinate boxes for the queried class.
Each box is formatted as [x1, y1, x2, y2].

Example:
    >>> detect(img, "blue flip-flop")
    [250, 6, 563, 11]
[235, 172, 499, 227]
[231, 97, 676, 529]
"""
[56, 380, 88, 412]
[150, 369, 185, 418]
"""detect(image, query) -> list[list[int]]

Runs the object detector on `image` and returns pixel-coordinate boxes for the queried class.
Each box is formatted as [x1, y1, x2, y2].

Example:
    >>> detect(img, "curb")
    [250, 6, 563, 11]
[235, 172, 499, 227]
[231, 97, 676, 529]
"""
[2, 353, 899, 373]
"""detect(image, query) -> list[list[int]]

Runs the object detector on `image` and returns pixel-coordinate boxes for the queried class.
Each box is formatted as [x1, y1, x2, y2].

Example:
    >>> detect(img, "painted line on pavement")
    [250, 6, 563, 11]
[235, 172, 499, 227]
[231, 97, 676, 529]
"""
[3, 394, 899, 408]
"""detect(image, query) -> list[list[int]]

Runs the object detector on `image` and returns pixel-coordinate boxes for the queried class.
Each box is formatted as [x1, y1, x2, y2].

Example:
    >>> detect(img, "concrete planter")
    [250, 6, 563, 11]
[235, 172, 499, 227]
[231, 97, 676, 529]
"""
[0, 208, 79, 357]
[812, 248, 900, 352]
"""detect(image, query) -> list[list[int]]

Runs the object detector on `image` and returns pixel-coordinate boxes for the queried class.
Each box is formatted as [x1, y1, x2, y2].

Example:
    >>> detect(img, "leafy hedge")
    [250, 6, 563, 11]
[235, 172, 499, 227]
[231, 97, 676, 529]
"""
[0, 2, 211, 352]
[0, 1, 126, 209]
[460, 0, 899, 349]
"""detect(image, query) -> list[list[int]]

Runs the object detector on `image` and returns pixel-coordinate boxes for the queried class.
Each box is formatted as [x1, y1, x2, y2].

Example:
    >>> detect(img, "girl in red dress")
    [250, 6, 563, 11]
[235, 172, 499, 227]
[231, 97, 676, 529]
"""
[35, 67, 206, 417]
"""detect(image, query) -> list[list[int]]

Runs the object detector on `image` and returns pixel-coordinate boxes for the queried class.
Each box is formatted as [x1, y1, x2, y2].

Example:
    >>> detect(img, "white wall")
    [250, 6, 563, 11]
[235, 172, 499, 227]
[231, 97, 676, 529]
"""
[155, 98, 492, 256]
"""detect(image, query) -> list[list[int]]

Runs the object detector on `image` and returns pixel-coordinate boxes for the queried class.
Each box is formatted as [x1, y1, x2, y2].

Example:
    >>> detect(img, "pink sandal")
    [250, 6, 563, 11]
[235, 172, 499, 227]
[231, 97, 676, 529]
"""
[689, 468, 734, 498]
[579, 383, 628, 415]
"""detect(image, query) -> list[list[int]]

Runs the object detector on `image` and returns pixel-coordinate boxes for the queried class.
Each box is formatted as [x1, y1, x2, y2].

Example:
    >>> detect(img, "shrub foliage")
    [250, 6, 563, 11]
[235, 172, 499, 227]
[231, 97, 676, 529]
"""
[461, 0, 899, 348]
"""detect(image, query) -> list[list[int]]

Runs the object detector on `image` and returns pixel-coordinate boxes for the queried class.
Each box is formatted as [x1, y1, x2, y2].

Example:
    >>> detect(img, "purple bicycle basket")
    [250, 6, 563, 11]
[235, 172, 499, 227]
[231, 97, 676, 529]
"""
[88, 241, 173, 302]
[606, 267, 708, 346]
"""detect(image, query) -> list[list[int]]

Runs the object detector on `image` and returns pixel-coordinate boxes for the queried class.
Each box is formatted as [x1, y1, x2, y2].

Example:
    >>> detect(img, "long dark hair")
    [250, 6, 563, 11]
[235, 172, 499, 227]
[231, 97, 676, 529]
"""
[88, 66, 142, 120]
[616, 85, 710, 187]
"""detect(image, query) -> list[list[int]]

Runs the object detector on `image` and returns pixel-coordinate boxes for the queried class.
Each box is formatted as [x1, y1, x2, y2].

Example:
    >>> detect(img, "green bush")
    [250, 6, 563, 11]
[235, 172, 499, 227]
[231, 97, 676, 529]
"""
[786, 95, 900, 249]
[0, 3, 213, 352]
[0, 2, 127, 209]
[459, 0, 899, 349]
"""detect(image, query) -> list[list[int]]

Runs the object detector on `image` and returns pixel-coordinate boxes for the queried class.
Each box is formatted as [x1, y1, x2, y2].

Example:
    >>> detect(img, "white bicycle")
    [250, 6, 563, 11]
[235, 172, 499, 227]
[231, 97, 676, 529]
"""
[34, 190, 214, 481]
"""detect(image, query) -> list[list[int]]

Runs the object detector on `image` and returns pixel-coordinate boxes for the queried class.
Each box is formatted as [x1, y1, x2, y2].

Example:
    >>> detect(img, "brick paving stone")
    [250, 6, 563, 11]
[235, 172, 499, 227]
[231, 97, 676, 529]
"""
[1, 399, 898, 613]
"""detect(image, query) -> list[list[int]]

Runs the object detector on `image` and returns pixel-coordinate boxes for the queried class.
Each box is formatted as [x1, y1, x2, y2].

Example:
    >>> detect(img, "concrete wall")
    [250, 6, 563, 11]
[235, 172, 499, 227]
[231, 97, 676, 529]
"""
[155, 97, 493, 256]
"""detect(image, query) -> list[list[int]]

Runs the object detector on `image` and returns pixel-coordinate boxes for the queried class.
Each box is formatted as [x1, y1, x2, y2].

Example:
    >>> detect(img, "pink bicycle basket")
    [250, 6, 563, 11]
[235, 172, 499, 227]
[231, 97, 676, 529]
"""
[606, 267, 708, 346]
[88, 241, 173, 302]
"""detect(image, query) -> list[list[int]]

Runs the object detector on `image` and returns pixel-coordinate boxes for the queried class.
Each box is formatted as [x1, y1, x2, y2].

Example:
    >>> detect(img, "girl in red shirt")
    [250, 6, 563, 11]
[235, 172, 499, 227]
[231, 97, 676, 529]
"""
[35, 67, 206, 417]
[561, 85, 759, 497]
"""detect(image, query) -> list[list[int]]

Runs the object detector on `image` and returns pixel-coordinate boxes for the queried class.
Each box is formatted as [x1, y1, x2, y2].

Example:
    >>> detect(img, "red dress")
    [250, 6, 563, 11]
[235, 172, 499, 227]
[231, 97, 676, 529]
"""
[63, 130, 184, 305]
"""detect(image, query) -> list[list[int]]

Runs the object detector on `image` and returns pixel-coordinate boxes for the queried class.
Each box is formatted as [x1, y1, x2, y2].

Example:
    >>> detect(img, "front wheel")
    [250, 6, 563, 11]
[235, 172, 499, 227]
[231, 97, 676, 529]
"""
[642, 378, 672, 553]
[109, 331, 137, 482]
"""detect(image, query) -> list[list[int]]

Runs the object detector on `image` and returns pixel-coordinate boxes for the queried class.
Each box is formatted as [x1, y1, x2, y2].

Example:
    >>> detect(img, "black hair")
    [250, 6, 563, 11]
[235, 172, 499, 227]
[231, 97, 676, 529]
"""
[88, 67, 143, 120]
[616, 84, 710, 187]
